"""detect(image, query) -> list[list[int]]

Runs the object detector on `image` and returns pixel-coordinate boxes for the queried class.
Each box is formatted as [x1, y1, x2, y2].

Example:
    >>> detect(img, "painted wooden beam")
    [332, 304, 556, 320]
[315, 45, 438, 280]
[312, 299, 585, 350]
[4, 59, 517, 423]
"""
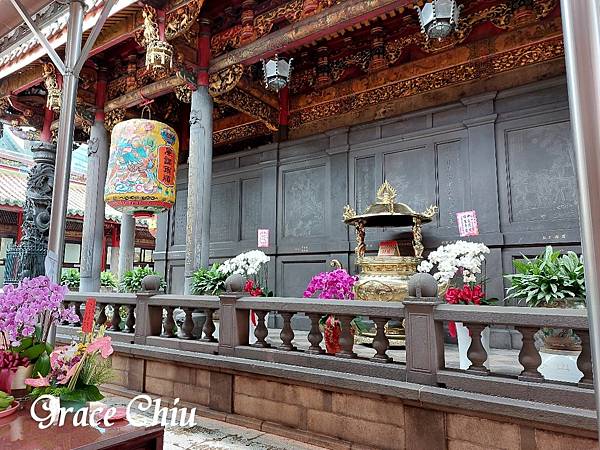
[209, 0, 414, 73]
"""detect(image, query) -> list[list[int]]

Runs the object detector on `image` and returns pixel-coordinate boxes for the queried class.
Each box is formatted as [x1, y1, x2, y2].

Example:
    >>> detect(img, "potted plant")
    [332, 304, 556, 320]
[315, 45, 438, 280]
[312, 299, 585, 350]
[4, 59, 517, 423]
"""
[100, 271, 118, 293]
[191, 263, 227, 295]
[418, 240, 494, 369]
[120, 266, 165, 293]
[0, 276, 78, 393]
[303, 268, 358, 354]
[61, 268, 80, 291]
[218, 250, 272, 343]
[505, 246, 585, 382]
[25, 303, 114, 410]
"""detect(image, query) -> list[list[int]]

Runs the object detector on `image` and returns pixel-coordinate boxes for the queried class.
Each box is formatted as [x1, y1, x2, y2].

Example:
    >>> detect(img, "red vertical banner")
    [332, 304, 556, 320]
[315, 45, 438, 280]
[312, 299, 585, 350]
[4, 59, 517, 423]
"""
[82, 297, 97, 333]
[158, 145, 175, 186]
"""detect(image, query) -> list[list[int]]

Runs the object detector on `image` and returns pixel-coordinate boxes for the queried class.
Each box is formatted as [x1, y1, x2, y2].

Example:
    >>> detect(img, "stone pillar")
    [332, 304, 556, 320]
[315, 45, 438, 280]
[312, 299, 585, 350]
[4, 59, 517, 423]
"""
[110, 246, 120, 274]
[80, 70, 108, 292]
[118, 214, 135, 281]
[184, 19, 213, 294]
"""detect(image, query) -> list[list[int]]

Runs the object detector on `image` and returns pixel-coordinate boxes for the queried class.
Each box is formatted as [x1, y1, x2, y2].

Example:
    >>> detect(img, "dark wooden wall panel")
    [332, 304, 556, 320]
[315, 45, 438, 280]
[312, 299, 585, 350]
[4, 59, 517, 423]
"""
[154, 77, 581, 342]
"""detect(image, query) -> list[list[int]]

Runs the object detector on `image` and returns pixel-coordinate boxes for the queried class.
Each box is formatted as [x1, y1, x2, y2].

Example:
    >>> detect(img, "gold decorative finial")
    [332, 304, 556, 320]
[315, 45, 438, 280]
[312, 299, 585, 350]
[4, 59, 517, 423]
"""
[343, 204, 356, 221]
[377, 180, 396, 213]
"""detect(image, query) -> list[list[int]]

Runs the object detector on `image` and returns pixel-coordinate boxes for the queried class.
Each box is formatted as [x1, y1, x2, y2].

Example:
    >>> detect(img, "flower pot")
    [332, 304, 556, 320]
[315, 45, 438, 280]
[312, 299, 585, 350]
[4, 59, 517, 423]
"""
[323, 316, 342, 355]
[10, 365, 32, 391]
[538, 348, 583, 383]
[456, 322, 490, 370]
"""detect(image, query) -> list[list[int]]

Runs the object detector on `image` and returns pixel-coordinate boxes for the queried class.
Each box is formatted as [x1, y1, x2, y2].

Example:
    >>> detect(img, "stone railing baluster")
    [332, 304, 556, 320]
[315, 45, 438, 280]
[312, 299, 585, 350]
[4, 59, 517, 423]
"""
[97, 304, 107, 327]
[466, 323, 489, 374]
[517, 326, 543, 382]
[371, 317, 391, 363]
[162, 306, 176, 338]
[74, 302, 82, 324]
[125, 304, 135, 333]
[181, 307, 195, 340]
[279, 312, 297, 351]
[252, 310, 270, 348]
[336, 315, 357, 358]
[201, 308, 217, 342]
[306, 313, 325, 354]
[576, 329, 594, 387]
[110, 304, 122, 331]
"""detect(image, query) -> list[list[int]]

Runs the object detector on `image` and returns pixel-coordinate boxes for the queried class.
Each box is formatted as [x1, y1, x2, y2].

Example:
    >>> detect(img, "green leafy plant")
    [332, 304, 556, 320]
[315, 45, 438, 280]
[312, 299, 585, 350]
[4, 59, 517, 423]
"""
[100, 271, 118, 289]
[61, 268, 80, 291]
[505, 246, 586, 307]
[120, 266, 165, 293]
[191, 263, 228, 295]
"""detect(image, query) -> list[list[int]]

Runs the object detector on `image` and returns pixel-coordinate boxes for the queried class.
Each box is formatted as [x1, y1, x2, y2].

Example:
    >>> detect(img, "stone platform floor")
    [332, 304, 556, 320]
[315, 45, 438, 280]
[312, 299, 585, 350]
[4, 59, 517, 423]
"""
[105, 394, 322, 450]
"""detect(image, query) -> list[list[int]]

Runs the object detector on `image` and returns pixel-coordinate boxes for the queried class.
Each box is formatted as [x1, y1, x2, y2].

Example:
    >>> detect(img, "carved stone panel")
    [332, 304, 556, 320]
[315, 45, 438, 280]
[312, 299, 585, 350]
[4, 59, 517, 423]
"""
[505, 121, 577, 223]
[436, 140, 465, 229]
[210, 181, 239, 243]
[354, 156, 376, 214]
[241, 178, 261, 241]
[281, 165, 326, 239]
[383, 145, 436, 216]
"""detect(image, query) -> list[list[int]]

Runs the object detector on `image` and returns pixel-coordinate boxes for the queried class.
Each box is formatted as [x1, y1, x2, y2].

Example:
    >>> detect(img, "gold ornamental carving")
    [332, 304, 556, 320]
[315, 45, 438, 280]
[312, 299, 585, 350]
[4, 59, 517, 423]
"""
[164, 0, 205, 41]
[290, 36, 564, 129]
[215, 88, 278, 131]
[42, 63, 61, 112]
[208, 64, 244, 97]
[213, 121, 272, 145]
[104, 108, 126, 133]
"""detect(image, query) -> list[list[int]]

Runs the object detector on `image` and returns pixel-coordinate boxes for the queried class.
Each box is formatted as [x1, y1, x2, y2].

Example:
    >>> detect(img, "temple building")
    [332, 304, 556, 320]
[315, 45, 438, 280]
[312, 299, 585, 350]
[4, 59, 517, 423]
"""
[0, 0, 574, 302]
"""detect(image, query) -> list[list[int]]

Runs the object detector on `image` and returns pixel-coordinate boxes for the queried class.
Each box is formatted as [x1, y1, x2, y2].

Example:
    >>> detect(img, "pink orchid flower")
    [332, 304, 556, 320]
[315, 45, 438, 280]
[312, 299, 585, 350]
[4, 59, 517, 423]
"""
[86, 336, 114, 358]
[25, 375, 50, 387]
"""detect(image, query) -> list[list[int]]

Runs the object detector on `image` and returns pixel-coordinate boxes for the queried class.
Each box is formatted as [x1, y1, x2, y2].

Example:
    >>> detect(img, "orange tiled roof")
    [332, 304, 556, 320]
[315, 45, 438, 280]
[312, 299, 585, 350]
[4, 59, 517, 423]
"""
[0, 165, 122, 221]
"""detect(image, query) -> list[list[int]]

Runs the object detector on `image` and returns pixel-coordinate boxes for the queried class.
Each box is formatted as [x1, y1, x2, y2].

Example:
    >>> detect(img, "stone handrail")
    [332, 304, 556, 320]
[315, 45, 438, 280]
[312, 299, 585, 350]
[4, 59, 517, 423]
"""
[434, 303, 589, 328]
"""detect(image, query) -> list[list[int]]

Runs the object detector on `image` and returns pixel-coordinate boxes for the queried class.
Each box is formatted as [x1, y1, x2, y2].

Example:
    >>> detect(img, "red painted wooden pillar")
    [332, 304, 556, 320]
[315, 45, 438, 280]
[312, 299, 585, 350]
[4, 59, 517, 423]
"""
[278, 86, 290, 141]
[40, 107, 54, 143]
[15, 211, 23, 243]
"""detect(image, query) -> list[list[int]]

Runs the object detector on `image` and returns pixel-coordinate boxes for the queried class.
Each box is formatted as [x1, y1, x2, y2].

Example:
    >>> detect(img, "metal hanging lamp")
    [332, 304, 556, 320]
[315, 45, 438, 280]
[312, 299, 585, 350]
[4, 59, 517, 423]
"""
[416, 0, 462, 40]
[262, 55, 293, 92]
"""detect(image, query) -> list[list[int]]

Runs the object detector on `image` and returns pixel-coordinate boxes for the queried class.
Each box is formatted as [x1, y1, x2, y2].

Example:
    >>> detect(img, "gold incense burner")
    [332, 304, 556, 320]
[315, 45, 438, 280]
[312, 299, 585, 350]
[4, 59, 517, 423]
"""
[343, 181, 437, 302]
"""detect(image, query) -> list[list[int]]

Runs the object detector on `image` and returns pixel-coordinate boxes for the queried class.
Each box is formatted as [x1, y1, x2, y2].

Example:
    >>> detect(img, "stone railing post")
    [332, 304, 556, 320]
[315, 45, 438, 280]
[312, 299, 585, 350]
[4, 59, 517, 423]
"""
[133, 275, 163, 345]
[218, 274, 250, 356]
[404, 274, 444, 385]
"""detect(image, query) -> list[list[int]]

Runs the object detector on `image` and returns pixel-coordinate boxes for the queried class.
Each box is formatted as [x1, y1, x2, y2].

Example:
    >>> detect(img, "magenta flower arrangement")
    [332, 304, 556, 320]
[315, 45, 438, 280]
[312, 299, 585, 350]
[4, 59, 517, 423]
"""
[303, 269, 358, 300]
[0, 276, 77, 348]
[0, 276, 78, 380]
[303, 268, 358, 355]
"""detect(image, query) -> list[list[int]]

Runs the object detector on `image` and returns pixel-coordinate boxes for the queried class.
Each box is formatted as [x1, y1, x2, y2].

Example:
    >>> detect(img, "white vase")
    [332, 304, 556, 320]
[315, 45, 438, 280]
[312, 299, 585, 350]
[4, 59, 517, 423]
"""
[539, 349, 583, 383]
[456, 322, 491, 370]
[11, 365, 33, 391]
[249, 312, 269, 344]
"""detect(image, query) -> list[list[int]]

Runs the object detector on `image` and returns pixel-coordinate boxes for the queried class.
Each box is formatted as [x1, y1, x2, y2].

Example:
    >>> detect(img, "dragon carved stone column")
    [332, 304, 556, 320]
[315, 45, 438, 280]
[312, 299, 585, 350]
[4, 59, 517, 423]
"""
[5, 142, 57, 284]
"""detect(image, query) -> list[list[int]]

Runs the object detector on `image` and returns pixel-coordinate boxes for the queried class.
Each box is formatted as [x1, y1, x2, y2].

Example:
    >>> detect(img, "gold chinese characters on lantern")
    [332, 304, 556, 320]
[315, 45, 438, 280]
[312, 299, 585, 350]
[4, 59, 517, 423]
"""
[105, 119, 179, 216]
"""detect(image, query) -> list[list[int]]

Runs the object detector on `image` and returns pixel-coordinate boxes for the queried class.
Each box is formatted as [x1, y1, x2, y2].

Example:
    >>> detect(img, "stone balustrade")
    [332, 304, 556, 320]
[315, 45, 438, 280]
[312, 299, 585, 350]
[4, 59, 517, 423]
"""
[59, 288, 595, 412]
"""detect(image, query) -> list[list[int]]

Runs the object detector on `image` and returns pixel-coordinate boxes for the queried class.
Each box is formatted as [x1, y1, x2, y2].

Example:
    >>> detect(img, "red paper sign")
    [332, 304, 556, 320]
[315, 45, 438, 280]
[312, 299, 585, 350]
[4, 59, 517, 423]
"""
[157, 145, 176, 186]
[82, 297, 97, 333]
[378, 240, 400, 256]
[456, 210, 480, 237]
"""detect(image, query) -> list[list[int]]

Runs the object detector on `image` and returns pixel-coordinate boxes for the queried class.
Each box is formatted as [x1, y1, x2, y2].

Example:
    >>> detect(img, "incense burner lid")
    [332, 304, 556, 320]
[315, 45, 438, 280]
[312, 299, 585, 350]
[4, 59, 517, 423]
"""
[343, 181, 437, 228]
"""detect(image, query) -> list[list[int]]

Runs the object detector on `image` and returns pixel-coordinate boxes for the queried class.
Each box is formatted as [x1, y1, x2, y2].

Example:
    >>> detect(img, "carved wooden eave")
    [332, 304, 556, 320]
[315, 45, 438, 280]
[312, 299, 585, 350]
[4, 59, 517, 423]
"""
[209, 0, 414, 73]
[287, 18, 565, 138]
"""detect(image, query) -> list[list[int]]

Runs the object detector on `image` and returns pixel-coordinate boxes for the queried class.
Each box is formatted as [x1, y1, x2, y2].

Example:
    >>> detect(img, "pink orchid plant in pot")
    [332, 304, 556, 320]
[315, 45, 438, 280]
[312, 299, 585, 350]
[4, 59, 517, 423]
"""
[303, 269, 358, 355]
[25, 298, 114, 410]
[0, 276, 78, 393]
